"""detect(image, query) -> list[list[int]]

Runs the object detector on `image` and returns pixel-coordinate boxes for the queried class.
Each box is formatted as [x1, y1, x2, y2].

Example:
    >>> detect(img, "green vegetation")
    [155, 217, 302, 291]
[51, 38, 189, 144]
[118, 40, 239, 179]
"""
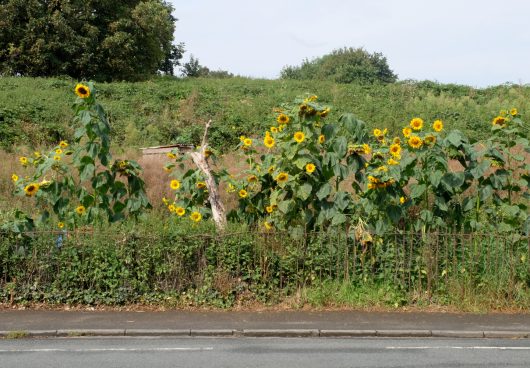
[0, 0, 182, 80]
[281, 47, 398, 84]
[1, 77, 529, 151]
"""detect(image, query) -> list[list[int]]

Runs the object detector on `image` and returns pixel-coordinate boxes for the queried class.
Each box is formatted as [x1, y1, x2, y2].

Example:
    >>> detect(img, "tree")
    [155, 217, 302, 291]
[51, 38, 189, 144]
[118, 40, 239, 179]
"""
[0, 0, 184, 81]
[181, 55, 209, 77]
[280, 47, 397, 84]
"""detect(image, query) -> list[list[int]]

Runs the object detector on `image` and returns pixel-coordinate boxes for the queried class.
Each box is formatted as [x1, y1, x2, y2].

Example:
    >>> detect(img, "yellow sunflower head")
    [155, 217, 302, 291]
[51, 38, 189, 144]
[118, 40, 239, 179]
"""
[176, 207, 186, 216]
[270, 126, 278, 133]
[400, 196, 406, 204]
[389, 143, 401, 157]
[276, 172, 289, 184]
[34, 151, 41, 158]
[265, 205, 274, 214]
[24, 183, 39, 196]
[410, 118, 424, 131]
[239, 189, 248, 198]
[59, 140, 68, 148]
[196, 181, 207, 189]
[75, 83, 91, 99]
[318, 134, 325, 144]
[510, 108, 518, 116]
[293, 131, 305, 143]
[268, 166, 275, 174]
[168, 204, 176, 213]
[11, 174, 18, 182]
[166, 152, 177, 159]
[392, 137, 401, 145]
[305, 163, 316, 174]
[263, 221, 273, 231]
[387, 158, 399, 165]
[57, 222, 65, 229]
[75, 205, 86, 215]
[264, 135, 275, 148]
[55, 148, 63, 155]
[243, 138, 253, 147]
[277, 113, 290, 124]
[190, 211, 202, 222]
[432, 119, 443, 132]
[492, 116, 507, 126]
[424, 135, 436, 145]
[53, 155, 61, 161]
[402, 127, 412, 138]
[408, 135, 423, 149]
[170, 179, 181, 190]
[19, 156, 28, 166]
[363, 144, 371, 155]
[247, 175, 258, 183]
[373, 128, 382, 137]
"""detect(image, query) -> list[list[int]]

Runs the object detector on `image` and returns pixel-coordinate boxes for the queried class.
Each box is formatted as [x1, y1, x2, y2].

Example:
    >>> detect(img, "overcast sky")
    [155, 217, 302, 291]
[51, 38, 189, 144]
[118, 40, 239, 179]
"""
[170, 0, 530, 87]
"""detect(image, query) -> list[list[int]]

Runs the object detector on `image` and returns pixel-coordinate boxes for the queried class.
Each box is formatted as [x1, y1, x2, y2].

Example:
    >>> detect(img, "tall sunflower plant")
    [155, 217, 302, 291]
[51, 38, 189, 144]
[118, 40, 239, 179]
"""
[6, 83, 151, 233]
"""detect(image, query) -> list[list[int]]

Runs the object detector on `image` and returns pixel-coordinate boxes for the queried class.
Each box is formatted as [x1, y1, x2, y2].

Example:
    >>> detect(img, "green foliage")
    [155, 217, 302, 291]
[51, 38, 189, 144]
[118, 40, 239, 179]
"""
[281, 47, 398, 84]
[4, 82, 151, 231]
[0, 0, 181, 80]
[181, 55, 210, 78]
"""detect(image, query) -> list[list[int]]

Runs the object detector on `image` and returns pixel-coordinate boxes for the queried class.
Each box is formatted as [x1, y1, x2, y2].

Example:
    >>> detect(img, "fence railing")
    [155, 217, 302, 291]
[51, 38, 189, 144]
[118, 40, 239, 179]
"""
[1, 229, 529, 305]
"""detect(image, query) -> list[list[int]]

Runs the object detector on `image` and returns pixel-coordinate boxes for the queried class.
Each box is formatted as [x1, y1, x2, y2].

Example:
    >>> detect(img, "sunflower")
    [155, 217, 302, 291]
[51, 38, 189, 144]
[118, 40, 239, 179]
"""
[389, 143, 401, 157]
[55, 149, 63, 155]
[166, 152, 177, 159]
[293, 131, 305, 143]
[408, 135, 423, 149]
[363, 144, 371, 155]
[276, 172, 288, 184]
[373, 128, 382, 137]
[387, 158, 399, 165]
[270, 126, 278, 133]
[318, 108, 330, 117]
[168, 204, 176, 213]
[176, 207, 186, 216]
[163, 166, 172, 173]
[196, 181, 207, 189]
[75, 205, 86, 215]
[75, 83, 90, 99]
[239, 189, 248, 198]
[268, 166, 275, 174]
[392, 137, 401, 145]
[264, 135, 275, 148]
[424, 135, 436, 145]
[34, 151, 41, 158]
[59, 140, 68, 148]
[190, 211, 202, 222]
[402, 127, 412, 137]
[263, 221, 273, 230]
[510, 108, 518, 116]
[11, 174, 18, 182]
[277, 113, 290, 124]
[247, 175, 258, 183]
[305, 163, 316, 174]
[19, 156, 28, 166]
[367, 183, 376, 190]
[57, 222, 65, 229]
[243, 138, 252, 147]
[318, 135, 325, 144]
[492, 116, 507, 126]
[170, 179, 181, 190]
[54, 155, 61, 161]
[433, 119, 444, 132]
[400, 196, 406, 205]
[265, 205, 274, 214]
[410, 118, 424, 131]
[24, 183, 39, 196]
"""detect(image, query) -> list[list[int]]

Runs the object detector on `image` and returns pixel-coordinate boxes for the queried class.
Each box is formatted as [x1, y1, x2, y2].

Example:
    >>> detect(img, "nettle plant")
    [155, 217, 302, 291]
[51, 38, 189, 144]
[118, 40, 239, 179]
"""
[163, 96, 529, 237]
[7, 82, 150, 232]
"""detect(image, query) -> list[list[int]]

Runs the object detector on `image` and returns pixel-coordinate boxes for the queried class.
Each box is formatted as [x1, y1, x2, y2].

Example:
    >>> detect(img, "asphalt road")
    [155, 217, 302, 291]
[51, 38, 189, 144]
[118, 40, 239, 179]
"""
[1, 337, 530, 368]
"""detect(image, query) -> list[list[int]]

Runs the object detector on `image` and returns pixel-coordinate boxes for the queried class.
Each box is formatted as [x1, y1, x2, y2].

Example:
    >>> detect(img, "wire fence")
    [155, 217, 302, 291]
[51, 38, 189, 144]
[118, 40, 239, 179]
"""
[1, 228, 529, 304]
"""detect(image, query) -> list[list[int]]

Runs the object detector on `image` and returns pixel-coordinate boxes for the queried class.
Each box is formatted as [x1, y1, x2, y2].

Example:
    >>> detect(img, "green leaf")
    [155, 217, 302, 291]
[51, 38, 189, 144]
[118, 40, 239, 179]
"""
[441, 172, 465, 192]
[479, 185, 493, 201]
[278, 199, 294, 214]
[410, 184, 426, 199]
[446, 131, 463, 147]
[429, 171, 443, 188]
[316, 183, 332, 200]
[334, 191, 350, 211]
[331, 213, 347, 226]
[470, 160, 490, 179]
[297, 183, 312, 201]
[333, 136, 348, 157]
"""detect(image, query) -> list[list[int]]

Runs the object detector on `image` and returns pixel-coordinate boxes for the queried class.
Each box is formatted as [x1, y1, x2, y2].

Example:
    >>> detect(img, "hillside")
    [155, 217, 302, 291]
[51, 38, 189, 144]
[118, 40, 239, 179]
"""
[1, 77, 529, 151]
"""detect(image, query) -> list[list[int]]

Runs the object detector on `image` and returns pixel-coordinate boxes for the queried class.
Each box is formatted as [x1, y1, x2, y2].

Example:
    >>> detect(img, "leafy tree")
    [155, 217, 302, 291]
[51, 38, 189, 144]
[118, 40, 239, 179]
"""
[181, 55, 209, 77]
[0, 0, 183, 80]
[281, 47, 397, 84]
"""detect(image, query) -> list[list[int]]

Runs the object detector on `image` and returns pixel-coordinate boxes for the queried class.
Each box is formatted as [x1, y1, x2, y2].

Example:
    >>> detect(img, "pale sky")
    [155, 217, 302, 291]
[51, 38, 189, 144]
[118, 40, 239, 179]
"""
[170, 0, 530, 87]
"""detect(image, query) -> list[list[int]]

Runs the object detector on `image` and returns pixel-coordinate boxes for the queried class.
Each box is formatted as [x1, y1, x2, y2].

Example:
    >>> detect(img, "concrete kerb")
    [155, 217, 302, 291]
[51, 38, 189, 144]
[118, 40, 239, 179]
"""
[1, 329, 530, 339]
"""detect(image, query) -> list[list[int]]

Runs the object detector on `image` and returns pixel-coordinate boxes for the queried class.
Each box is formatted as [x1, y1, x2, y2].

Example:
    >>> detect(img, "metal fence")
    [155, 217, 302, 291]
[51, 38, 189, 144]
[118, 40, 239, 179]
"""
[1, 229, 529, 304]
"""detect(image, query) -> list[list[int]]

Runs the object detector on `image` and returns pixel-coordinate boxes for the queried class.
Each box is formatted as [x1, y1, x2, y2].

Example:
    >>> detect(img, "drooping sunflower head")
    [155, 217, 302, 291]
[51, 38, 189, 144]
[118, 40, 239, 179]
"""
[410, 118, 424, 131]
[392, 137, 401, 145]
[247, 175, 258, 183]
[196, 181, 207, 189]
[408, 135, 423, 149]
[277, 113, 290, 124]
[24, 183, 39, 196]
[318, 107, 330, 117]
[318, 135, 325, 144]
[264, 135, 275, 148]
[75, 83, 91, 99]
[239, 189, 248, 198]
[268, 166, 275, 174]
[276, 172, 289, 184]
[389, 144, 401, 157]
[492, 116, 507, 126]
[263, 221, 273, 231]
[402, 127, 412, 138]
[170, 179, 181, 190]
[293, 131, 305, 143]
[190, 211, 202, 222]
[305, 163, 316, 174]
[75, 205, 86, 215]
[387, 158, 399, 166]
[424, 135, 436, 145]
[433, 120, 444, 132]
[166, 152, 177, 159]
